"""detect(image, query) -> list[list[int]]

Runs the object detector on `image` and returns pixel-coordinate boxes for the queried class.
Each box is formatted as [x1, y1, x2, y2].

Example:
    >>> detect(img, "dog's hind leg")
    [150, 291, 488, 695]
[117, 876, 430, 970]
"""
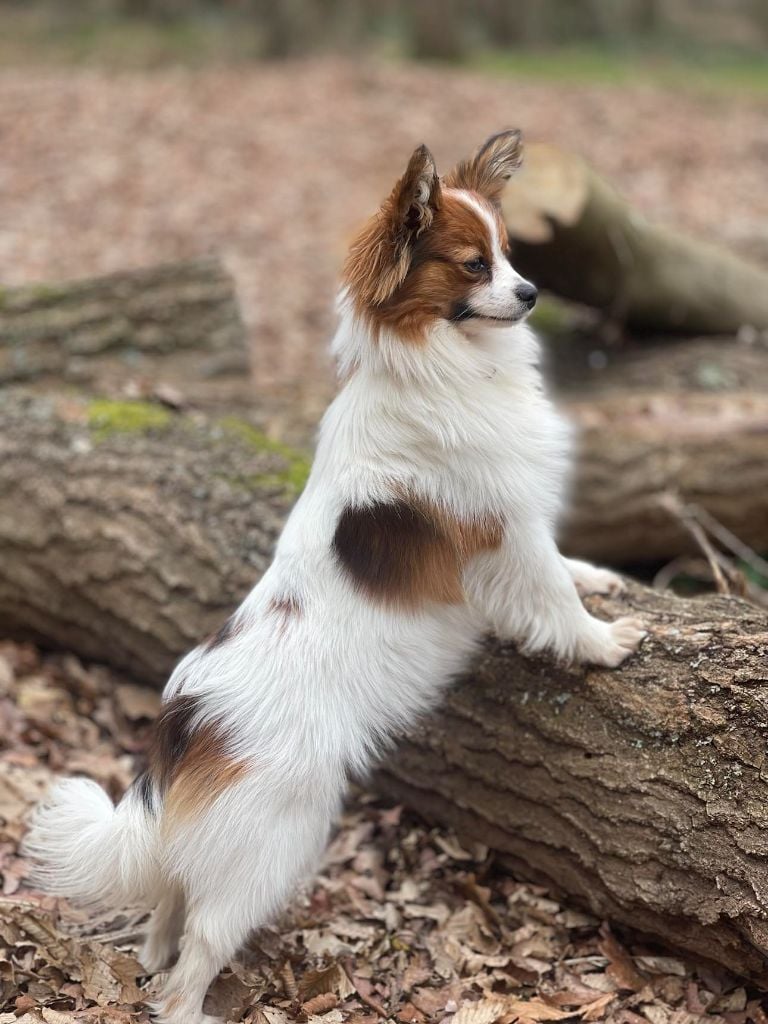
[151, 905, 242, 1024]
[140, 886, 185, 974]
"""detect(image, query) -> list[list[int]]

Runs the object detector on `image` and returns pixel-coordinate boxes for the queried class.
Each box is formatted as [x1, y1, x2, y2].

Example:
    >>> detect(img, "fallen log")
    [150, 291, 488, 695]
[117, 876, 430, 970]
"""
[562, 391, 768, 564]
[0, 257, 251, 407]
[377, 582, 768, 984]
[549, 331, 768, 397]
[1, 393, 768, 981]
[502, 144, 768, 334]
[0, 392, 305, 683]
[1, 390, 766, 684]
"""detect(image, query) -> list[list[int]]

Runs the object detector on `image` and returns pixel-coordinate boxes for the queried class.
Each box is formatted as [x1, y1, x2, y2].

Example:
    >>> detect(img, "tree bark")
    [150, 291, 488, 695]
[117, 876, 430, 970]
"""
[2, 393, 768, 980]
[1, 390, 766, 682]
[502, 144, 768, 334]
[0, 257, 251, 407]
[563, 391, 768, 564]
[0, 392, 302, 684]
[376, 582, 768, 984]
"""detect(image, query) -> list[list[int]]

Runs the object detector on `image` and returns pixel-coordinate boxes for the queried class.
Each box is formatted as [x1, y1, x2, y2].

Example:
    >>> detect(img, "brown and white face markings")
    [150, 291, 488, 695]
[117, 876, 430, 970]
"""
[343, 129, 537, 342]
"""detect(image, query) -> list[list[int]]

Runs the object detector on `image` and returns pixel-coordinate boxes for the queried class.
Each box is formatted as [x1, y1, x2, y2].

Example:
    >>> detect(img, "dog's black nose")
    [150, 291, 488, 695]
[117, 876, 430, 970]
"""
[515, 282, 538, 308]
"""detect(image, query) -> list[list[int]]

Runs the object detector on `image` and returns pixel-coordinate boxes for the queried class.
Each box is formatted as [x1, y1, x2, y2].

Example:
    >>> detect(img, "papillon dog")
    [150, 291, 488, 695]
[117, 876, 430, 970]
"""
[24, 130, 645, 1024]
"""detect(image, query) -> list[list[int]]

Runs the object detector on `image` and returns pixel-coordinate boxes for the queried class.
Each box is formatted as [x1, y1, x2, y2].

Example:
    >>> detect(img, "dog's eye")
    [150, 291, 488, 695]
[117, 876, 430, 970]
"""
[464, 257, 488, 273]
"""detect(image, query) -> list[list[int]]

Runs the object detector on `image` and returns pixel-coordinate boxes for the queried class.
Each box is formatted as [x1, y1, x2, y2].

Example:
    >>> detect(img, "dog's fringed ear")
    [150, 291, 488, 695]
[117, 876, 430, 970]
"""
[344, 144, 441, 308]
[392, 144, 441, 244]
[445, 129, 522, 206]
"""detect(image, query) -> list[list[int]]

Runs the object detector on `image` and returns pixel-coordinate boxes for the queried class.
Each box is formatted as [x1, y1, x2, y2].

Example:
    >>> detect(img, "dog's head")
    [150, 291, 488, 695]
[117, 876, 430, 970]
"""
[343, 130, 536, 342]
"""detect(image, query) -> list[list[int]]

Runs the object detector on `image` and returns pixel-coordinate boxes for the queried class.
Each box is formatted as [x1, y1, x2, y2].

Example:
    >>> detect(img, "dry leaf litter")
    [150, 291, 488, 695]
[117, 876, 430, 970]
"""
[0, 640, 766, 1024]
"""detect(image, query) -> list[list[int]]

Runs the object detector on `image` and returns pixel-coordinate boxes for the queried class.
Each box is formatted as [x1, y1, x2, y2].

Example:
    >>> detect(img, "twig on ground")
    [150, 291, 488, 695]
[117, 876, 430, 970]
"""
[658, 493, 732, 594]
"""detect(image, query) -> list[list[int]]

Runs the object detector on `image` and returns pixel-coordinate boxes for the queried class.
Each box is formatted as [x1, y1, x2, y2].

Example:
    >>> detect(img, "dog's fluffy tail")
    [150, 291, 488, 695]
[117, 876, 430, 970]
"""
[23, 777, 160, 909]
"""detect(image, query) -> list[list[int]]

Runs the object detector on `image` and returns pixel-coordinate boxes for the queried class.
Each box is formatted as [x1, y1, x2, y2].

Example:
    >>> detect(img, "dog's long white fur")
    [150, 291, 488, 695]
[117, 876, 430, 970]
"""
[24, 180, 644, 1023]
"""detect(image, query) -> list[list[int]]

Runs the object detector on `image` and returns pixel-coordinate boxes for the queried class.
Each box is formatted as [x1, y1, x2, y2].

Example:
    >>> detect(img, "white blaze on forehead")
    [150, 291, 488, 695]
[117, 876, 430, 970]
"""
[452, 190, 528, 320]
[452, 190, 508, 267]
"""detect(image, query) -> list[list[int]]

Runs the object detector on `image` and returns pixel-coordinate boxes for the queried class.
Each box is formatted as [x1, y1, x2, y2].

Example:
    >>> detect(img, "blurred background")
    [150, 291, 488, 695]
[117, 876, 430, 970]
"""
[1, 0, 767, 401]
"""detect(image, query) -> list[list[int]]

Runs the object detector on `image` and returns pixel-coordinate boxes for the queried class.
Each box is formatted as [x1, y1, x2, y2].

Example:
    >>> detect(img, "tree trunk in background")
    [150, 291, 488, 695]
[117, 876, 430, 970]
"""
[376, 582, 768, 985]
[0, 257, 251, 408]
[2, 391, 768, 982]
[407, 0, 467, 60]
[502, 145, 768, 334]
[634, 0, 664, 34]
[253, 0, 324, 57]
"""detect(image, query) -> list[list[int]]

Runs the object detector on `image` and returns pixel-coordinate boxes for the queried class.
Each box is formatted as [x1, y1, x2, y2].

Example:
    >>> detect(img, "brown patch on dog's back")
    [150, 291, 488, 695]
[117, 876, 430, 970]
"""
[333, 496, 503, 610]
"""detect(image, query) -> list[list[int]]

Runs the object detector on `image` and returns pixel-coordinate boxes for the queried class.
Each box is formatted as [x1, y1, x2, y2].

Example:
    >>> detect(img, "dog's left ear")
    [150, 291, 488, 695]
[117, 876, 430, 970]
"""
[445, 129, 522, 205]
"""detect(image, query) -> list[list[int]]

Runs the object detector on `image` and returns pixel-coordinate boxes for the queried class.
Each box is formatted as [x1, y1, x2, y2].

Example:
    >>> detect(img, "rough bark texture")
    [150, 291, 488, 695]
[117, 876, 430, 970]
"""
[377, 583, 768, 983]
[563, 392, 768, 564]
[502, 145, 768, 334]
[0, 392, 302, 683]
[1, 390, 766, 679]
[0, 257, 252, 406]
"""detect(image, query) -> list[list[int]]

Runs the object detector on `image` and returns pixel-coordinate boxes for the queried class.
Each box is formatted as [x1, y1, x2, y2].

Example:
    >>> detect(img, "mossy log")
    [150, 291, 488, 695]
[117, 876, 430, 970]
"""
[0, 257, 251, 406]
[503, 144, 768, 334]
[0, 392, 306, 683]
[1, 389, 767, 685]
[2, 392, 768, 980]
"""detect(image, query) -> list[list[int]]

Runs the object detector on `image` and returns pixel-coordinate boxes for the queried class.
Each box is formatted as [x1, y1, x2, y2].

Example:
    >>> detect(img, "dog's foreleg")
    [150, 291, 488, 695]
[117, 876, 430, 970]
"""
[466, 524, 645, 666]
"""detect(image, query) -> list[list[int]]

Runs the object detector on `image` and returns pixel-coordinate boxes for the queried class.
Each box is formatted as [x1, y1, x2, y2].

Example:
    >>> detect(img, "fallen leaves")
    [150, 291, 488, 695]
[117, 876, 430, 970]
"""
[0, 639, 767, 1022]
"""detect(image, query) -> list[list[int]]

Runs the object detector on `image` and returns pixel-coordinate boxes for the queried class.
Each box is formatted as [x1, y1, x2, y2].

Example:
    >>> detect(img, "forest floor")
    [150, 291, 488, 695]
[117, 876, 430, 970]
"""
[2, 639, 767, 1024]
[1, 56, 767, 404]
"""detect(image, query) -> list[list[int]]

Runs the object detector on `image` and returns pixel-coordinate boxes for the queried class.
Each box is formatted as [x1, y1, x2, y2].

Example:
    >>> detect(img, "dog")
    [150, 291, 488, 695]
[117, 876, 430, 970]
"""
[24, 130, 645, 1024]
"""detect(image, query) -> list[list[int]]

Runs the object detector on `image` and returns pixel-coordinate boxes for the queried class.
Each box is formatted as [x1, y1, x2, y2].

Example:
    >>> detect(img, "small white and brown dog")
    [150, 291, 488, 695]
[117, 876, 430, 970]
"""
[24, 131, 645, 1024]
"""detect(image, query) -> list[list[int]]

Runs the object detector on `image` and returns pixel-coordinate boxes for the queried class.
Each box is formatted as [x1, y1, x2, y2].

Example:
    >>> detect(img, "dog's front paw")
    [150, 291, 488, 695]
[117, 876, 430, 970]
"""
[592, 616, 647, 667]
[574, 566, 626, 598]
[576, 616, 646, 667]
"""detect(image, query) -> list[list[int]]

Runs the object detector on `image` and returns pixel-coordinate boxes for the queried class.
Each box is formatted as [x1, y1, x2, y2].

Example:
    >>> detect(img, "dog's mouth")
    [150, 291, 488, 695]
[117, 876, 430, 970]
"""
[451, 302, 525, 326]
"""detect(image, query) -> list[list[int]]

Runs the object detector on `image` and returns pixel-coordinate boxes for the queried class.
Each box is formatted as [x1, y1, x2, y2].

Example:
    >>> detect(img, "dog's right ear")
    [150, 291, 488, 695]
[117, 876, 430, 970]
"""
[391, 144, 441, 245]
[344, 145, 441, 308]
